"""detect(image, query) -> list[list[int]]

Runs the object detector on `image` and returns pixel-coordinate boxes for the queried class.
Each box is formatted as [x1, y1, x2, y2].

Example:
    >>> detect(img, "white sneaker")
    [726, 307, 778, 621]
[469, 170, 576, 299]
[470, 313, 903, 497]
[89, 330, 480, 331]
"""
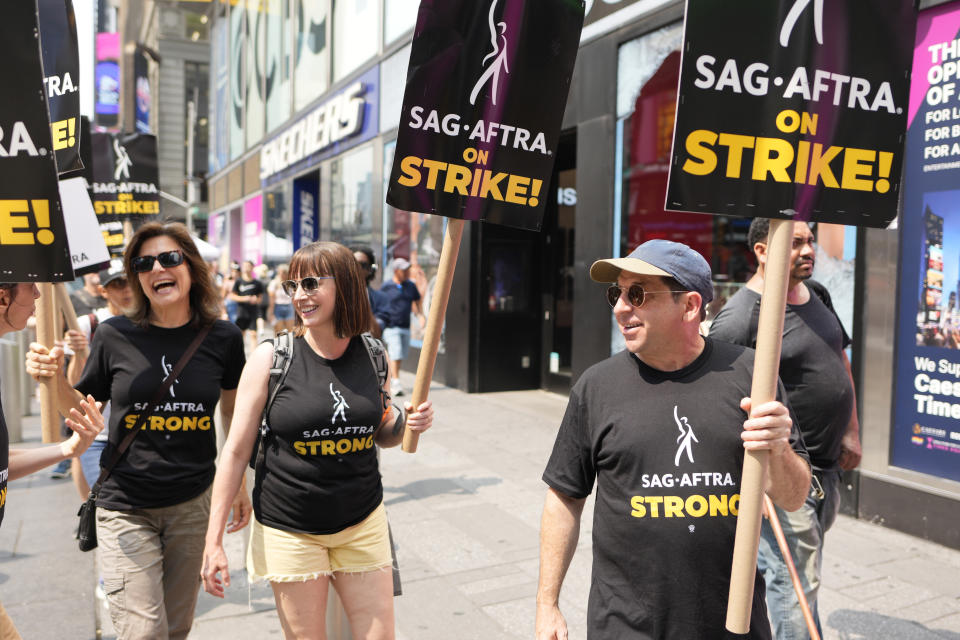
[392, 378, 403, 396]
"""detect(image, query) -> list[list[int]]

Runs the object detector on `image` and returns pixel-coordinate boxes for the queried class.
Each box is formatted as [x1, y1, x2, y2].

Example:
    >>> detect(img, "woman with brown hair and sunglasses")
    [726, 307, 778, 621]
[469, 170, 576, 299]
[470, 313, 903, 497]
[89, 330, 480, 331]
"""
[201, 241, 434, 639]
[27, 221, 251, 640]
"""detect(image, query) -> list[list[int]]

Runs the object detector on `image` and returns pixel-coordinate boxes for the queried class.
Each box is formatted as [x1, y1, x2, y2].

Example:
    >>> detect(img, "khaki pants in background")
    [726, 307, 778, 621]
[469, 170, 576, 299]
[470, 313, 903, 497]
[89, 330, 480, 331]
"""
[96, 487, 211, 640]
[0, 602, 22, 640]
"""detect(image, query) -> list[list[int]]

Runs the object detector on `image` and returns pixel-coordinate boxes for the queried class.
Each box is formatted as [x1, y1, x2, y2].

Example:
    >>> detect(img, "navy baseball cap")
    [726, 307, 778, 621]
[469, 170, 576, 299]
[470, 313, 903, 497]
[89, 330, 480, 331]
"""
[590, 239, 714, 303]
[98, 261, 127, 287]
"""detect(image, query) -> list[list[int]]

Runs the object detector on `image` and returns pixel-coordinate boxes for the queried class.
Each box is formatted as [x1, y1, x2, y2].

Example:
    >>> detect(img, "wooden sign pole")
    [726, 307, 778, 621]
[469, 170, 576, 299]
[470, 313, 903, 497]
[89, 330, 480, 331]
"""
[53, 282, 84, 356]
[763, 494, 821, 640]
[725, 217, 793, 634]
[36, 282, 59, 443]
[402, 218, 465, 453]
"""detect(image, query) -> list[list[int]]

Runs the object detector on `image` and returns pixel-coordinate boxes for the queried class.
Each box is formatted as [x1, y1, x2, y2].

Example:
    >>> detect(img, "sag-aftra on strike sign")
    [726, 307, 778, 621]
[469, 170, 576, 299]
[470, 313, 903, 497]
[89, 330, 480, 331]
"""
[666, 0, 916, 227]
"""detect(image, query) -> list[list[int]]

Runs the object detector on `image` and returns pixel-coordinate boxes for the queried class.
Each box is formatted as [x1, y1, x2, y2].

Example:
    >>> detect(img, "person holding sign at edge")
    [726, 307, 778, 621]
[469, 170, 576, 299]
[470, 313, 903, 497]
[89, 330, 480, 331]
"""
[536, 240, 811, 640]
[201, 242, 433, 639]
[26, 222, 250, 640]
[0, 282, 104, 637]
[709, 219, 860, 640]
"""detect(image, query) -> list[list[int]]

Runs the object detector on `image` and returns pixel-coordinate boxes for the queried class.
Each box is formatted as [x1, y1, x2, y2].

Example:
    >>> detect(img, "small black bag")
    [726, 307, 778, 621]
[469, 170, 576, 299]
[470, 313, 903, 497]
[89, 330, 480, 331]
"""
[75, 325, 212, 552]
[76, 496, 97, 552]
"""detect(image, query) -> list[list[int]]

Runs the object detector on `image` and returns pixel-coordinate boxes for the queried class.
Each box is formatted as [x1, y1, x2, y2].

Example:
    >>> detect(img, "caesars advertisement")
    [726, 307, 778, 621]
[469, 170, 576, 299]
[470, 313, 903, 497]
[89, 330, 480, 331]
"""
[0, 2, 73, 282]
[666, 0, 915, 226]
[386, 0, 584, 231]
[894, 1, 960, 484]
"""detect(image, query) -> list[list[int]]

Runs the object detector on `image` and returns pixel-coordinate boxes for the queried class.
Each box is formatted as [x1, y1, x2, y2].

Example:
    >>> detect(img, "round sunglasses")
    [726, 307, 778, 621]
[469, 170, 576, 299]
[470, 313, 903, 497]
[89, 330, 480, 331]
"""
[606, 284, 690, 308]
[281, 276, 335, 297]
[131, 250, 185, 273]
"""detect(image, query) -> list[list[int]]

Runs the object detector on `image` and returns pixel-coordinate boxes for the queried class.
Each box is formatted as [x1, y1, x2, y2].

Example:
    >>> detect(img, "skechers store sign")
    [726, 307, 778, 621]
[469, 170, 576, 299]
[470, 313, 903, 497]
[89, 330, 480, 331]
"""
[260, 67, 379, 184]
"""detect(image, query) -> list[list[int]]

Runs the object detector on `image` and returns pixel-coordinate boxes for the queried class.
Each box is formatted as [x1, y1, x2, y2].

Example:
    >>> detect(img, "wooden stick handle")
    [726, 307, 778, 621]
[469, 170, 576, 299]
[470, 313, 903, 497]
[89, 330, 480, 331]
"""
[37, 283, 60, 444]
[54, 282, 81, 332]
[726, 218, 793, 633]
[402, 218, 465, 453]
[762, 495, 821, 640]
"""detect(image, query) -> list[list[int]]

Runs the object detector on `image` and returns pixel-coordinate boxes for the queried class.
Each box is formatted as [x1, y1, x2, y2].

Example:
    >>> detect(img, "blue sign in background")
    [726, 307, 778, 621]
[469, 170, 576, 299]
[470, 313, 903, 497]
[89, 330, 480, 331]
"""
[292, 173, 319, 251]
[892, 3, 960, 483]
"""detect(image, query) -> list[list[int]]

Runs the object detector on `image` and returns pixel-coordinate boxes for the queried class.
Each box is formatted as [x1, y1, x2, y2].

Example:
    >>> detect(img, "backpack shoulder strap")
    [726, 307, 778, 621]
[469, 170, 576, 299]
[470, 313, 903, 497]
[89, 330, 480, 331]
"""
[251, 331, 294, 469]
[360, 332, 391, 411]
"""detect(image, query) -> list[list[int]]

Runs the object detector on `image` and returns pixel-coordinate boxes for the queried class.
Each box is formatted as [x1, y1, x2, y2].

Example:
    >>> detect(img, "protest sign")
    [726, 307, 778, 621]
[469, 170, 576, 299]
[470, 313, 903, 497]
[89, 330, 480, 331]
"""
[387, 0, 584, 451]
[90, 132, 160, 222]
[666, 0, 916, 227]
[0, 1, 73, 283]
[38, 0, 83, 175]
[60, 177, 110, 271]
[386, 0, 584, 231]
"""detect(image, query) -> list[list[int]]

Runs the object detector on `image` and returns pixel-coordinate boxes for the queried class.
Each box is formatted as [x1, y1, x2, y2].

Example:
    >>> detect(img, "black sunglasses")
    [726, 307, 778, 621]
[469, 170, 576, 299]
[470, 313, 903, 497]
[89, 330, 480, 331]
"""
[606, 284, 690, 308]
[131, 250, 185, 273]
[281, 276, 334, 297]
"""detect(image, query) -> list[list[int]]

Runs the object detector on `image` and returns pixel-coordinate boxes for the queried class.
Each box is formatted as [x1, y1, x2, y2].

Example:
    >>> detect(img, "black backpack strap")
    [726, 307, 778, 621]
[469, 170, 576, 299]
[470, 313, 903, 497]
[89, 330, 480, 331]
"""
[249, 330, 295, 469]
[360, 332, 391, 412]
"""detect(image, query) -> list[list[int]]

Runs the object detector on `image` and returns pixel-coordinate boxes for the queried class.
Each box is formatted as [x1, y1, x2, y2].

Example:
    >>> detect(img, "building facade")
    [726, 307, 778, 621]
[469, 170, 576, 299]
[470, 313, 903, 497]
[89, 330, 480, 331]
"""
[205, 0, 960, 549]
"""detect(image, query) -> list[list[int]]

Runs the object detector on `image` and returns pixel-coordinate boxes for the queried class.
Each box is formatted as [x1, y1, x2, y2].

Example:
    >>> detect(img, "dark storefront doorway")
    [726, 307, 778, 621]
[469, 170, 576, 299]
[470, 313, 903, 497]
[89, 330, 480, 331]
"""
[541, 133, 577, 393]
[472, 133, 576, 394]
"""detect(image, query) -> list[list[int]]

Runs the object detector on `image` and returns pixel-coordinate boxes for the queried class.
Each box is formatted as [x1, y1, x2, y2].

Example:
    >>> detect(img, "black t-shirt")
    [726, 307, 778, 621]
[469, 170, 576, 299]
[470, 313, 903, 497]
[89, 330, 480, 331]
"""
[76, 317, 245, 509]
[254, 335, 384, 534]
[543, 339, 809, 640]
[709, 280, 853, 470]
[0, 374, 9, 528]
[233, 278, 264, 318]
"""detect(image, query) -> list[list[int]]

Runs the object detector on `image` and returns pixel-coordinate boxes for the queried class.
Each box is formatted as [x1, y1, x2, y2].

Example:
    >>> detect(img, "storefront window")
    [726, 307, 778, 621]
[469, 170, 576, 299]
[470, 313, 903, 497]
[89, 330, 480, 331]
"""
[246, 0, 266, 149]
[383, 0, 418, 45]
[326, 145, 374, 248]
[382, 140, 445, 348]
[293, 0, 329, 111]
[332, 0, 378, 81]
[263, 184, 294, 266]
[265, 0, 291, 133]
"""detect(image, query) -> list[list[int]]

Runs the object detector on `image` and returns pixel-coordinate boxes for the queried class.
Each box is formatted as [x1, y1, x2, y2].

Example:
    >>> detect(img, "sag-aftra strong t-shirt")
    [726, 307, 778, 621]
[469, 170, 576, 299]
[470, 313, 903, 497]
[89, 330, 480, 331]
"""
[543, 338, 809, 640]
[77, 317, 245, 509]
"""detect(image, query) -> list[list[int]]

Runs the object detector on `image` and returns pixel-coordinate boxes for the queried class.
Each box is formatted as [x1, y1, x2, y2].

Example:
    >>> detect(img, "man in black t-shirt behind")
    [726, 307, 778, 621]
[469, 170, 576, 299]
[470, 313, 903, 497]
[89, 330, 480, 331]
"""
[230, 260, 264, 352]
[709, 219, 860, 640]
[537, 239, 812, 640]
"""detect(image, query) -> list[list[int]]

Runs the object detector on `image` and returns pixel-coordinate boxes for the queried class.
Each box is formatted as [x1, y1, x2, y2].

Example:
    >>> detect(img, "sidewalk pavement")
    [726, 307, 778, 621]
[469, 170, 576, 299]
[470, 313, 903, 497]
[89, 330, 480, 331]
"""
[2, 373, 960, 639]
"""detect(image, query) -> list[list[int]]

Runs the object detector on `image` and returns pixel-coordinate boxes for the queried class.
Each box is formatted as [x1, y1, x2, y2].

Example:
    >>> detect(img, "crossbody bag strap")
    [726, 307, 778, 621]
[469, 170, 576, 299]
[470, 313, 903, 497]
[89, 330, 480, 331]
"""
[87, 323, 213, 499]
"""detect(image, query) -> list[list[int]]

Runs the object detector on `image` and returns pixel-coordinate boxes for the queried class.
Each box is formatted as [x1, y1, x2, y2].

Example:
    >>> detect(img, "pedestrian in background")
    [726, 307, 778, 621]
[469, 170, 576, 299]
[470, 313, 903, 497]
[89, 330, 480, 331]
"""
[201, 241, 434, 640]
[709, 219, 860, 640]
[379, 258, 424, 396]
[231, 260, 264, 352]
[0, 282, 103, 639]
[69, 272, 106, 316]
[352, 246, 389, 338]
[267, 263, 295, 336]
[61, 262, 134, 498]
[27, 222, 251, 640]
[222, 262, 240, 323]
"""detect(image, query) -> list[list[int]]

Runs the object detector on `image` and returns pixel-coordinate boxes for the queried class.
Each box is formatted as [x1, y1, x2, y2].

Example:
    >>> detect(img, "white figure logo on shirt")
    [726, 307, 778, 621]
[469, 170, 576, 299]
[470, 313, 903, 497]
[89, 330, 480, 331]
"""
[161, 355, 179, 398]
[673, 405, 699, 467]
[330, 383, 349, 424]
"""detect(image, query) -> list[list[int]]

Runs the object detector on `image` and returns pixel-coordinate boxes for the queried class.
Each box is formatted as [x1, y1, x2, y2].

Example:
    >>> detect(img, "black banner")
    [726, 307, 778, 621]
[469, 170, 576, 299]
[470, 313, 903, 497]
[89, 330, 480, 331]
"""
[386, 0, 584, 231]
[38, 0, 83, 175]
[0, 1, 73, 282]
[90, 132, 160, 222]
[665, 0, 916, 227]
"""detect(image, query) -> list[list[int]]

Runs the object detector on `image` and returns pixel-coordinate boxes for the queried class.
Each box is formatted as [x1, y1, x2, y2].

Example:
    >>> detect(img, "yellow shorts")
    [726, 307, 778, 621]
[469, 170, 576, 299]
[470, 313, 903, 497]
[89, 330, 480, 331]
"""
[247, 502, 392, 583]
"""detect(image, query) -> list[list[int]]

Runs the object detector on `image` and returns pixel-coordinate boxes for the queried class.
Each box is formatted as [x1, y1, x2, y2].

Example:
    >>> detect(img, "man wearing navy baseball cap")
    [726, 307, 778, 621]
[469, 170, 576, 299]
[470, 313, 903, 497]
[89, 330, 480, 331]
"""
[536, 239, 811, 640]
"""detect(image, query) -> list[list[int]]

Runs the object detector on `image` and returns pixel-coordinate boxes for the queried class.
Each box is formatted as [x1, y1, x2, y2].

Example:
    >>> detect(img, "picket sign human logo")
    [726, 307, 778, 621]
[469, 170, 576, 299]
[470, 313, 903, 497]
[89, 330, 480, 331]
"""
[113, 137, 133, 180]
[780, 0, 824, 47]
[469, 0, 510, 106]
